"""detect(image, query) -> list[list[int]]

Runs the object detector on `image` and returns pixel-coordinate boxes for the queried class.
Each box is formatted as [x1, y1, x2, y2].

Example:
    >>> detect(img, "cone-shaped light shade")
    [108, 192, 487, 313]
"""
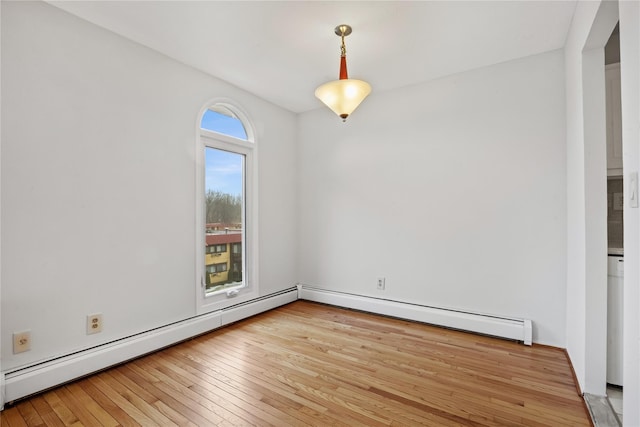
[315, 25, 371, 122]
[315, 79, 371, 122]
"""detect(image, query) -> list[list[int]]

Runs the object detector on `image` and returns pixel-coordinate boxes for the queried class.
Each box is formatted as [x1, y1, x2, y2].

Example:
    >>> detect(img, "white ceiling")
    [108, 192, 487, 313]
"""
[48, 1, 577, 114]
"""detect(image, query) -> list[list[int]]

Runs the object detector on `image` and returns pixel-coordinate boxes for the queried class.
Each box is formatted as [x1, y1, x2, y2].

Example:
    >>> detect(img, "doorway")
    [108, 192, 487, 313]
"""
[605, 22, 624, 424]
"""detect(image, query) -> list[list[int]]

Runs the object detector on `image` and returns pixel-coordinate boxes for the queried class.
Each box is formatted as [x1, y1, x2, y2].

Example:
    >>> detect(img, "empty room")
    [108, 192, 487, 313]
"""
[1, 1, 640, 426]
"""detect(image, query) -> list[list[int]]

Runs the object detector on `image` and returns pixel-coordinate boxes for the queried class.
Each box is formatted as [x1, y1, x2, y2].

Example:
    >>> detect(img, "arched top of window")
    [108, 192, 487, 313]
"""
[200, 104, 249, 141]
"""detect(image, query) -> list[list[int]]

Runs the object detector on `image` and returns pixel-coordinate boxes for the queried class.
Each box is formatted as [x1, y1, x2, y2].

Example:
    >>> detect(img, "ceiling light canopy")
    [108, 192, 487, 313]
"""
[315, 25, 371, 122]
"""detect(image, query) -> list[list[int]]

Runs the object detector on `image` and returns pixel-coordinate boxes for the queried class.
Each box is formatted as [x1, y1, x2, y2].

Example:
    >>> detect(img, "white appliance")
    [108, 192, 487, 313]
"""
[607, 254, 624, 386]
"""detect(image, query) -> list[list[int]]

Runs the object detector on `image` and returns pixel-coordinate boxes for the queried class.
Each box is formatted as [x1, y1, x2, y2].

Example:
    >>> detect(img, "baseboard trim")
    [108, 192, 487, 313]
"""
[2, 288, 298, 405]
[297, 284, 533, 345]
[2, 284, 535, 407]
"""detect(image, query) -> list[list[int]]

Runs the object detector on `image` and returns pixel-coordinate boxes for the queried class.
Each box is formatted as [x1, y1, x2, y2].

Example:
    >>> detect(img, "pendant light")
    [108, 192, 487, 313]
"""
[315, 25, 372, 122]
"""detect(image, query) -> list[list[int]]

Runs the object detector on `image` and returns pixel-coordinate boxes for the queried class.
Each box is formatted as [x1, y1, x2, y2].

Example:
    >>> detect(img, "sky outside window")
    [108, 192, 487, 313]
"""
[201, 109, 247, 139]
[201, 109, 246, 197]
[205, 148, 243, 197]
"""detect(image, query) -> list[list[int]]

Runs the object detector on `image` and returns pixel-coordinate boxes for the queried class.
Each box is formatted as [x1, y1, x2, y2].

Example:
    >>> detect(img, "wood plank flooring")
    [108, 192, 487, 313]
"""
[1, 301, 591, 426]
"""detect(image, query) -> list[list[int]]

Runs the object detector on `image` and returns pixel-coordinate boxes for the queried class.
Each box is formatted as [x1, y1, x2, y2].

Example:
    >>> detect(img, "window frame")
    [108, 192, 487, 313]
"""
[196, 102, 258, 314]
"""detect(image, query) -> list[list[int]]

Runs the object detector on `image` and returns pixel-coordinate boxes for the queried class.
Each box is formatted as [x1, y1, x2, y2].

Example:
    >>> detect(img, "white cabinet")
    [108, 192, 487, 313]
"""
[607, 255, 624, 386]
[606, 63, 623, 176]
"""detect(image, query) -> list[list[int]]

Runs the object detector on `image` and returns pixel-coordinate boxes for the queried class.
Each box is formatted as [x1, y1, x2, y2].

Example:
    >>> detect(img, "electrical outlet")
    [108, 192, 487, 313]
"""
[377, 277, 386, 290]
[13, 330, 31, 354]
[87, 313, 103, 335]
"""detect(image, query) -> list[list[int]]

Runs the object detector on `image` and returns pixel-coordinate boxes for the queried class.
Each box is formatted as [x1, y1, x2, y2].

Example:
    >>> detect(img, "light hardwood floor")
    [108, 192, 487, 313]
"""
[1, 301, 591, 426]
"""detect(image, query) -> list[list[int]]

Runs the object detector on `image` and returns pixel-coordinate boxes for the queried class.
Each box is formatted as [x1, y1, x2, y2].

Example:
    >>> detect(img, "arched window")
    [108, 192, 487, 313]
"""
[200, 105, 248, 140]
[196, 102, 257, 313]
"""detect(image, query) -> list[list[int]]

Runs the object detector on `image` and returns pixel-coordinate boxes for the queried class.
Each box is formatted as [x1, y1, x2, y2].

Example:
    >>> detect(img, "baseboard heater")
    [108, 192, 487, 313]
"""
[297, 284, 533, 346]
[2, 287, 298, 405]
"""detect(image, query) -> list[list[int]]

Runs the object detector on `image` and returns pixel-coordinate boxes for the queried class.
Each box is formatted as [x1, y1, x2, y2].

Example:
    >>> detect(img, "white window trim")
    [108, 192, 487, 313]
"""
[195, 103, 258, 314]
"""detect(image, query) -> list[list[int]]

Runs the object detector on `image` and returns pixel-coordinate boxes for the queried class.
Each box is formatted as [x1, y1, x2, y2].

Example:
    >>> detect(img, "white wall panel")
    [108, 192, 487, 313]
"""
[1, 1, 296, 373]
[298, 50, 567, 346]
[619, 1, 640, 424]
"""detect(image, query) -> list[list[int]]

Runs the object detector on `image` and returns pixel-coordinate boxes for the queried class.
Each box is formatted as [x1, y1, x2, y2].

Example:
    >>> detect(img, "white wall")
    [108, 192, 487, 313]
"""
[564, 0, 635, 398]
[563, 1, 595, 393]
[582, 43, 609, 396]
[565, 2, 640, 420]
[564, 0, 603, 397]
[1, 1, 297, 372]
[0, 0, 3, 404]
[619, 1, 640, 424]
[298, 50, 567, 346]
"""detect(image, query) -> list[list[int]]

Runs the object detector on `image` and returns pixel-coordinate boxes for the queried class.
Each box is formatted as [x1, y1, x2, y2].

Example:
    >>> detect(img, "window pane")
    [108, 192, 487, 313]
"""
[201, 109, 248, 140]
[205, 147, 244, 293]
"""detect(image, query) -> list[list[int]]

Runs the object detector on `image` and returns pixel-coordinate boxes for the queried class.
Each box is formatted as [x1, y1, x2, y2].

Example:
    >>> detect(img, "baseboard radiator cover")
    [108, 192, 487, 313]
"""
[297, 284, 533, 346]
[2, 288, 298, 406]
